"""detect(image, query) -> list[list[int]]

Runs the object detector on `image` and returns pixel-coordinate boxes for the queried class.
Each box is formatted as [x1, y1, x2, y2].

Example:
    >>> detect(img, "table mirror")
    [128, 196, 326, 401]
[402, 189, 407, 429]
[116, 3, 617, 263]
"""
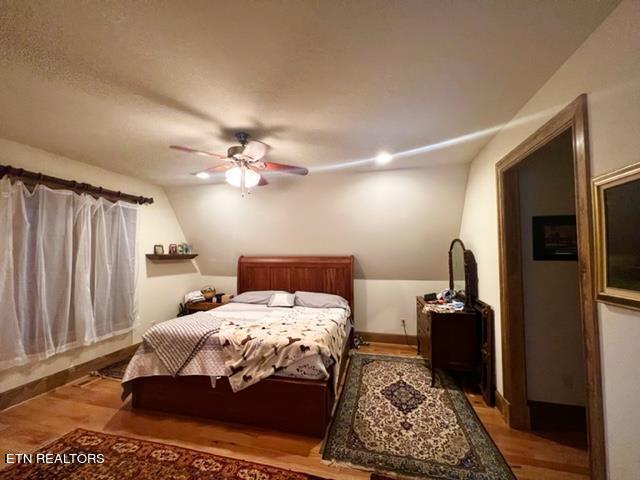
[448, 238, 478, 306]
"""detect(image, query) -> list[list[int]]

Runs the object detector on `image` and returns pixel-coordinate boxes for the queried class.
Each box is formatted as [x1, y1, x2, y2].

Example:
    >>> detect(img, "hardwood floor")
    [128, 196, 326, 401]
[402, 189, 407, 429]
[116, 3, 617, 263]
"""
[0, 343, 589, 479]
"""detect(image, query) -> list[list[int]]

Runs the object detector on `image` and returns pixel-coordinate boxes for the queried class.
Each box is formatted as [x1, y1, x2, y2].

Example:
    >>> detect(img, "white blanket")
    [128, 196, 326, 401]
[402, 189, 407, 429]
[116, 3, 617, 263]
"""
[122, 303, 351, 394]
[218, 306, 349, 391]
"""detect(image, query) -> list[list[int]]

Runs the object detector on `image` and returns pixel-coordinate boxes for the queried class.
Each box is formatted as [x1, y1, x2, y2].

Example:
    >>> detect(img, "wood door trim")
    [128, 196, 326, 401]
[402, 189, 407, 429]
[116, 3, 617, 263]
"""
[495, 94, 606, 479]
[497, 166, 530, 428]
[495, 389, 511, 424]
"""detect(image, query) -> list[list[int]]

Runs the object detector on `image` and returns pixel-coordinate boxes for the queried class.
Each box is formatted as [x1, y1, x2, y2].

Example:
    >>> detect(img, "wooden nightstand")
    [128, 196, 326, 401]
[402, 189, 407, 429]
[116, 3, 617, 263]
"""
[184, 301, 226, 314]
[416, 296, 479, 386]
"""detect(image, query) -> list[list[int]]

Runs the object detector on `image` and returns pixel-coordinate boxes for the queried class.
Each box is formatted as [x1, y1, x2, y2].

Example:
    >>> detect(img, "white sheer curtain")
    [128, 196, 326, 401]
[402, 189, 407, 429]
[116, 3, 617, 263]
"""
[0, 177, 138, 370]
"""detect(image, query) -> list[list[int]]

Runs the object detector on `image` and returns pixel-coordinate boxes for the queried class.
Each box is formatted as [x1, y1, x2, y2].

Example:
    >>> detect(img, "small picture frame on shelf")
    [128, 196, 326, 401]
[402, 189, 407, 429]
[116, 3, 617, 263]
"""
[183, 243, 192, 254]
[168, 244, 177, 254]
[153, 244, 164, 255]
[177, 244, 185, 254]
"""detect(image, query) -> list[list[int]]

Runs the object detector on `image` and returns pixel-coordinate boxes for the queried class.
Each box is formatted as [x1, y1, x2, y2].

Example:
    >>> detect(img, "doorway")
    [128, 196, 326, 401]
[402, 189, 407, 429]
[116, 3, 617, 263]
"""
[496, 95, 606, 479]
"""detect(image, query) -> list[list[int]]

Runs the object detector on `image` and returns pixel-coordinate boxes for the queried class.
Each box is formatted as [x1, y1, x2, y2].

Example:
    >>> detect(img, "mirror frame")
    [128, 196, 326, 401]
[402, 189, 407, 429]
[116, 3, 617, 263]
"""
[448, 238, 478, 306]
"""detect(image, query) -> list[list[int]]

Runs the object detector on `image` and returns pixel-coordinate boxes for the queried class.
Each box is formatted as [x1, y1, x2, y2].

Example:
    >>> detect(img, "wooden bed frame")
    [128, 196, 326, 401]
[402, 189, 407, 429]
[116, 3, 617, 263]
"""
[131, 255, 354, 437]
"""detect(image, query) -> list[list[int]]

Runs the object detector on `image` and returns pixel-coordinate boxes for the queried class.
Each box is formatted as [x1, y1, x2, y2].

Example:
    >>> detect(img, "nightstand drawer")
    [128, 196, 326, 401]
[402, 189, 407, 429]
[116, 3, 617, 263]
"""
[185, 301, 225, 314]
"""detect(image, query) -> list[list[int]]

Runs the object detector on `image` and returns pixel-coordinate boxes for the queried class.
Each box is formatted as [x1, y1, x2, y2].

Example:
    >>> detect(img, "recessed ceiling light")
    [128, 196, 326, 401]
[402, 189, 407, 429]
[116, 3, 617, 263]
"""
[376, 151, 393, 165]
[195, 171, 210, 179]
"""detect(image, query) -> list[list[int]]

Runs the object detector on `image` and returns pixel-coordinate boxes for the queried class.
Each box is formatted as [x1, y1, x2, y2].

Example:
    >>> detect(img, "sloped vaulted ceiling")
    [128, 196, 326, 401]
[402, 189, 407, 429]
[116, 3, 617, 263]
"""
[0, 0, 619, 279]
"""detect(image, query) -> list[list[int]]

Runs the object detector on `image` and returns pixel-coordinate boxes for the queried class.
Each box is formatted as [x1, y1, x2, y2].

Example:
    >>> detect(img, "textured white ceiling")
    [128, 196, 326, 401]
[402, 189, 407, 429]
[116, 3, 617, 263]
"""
[0, 0, 618, 186]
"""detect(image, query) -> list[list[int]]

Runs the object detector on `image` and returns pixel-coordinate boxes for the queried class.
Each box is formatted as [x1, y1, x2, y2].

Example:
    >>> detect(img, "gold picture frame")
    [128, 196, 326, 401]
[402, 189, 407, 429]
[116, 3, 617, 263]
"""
[593, 161, 640, 311]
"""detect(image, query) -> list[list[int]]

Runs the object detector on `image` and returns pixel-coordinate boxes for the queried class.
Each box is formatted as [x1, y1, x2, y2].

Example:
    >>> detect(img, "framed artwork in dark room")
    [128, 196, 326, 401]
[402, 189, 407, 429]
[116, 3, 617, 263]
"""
[532, 215, 578, 261]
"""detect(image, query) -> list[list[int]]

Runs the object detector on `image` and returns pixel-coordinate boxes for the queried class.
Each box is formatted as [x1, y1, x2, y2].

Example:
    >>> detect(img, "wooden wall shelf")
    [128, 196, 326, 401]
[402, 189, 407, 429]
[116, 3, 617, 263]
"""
[145, 253, 198, 261]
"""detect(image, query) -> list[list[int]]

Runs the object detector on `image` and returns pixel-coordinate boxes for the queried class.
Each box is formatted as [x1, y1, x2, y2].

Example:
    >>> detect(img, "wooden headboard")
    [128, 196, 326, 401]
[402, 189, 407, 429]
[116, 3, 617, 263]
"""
[237, 256, 354, 313]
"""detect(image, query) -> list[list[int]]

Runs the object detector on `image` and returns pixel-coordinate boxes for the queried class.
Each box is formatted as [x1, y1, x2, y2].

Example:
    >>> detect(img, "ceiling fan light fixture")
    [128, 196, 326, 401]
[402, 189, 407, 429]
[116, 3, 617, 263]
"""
[172, 133, 305, 192]
[225, 166, 261, 188]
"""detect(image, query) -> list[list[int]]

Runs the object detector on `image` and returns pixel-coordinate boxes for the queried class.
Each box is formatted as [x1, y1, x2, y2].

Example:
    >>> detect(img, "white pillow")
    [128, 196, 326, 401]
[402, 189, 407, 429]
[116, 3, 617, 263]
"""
[268, 292, 296, 308]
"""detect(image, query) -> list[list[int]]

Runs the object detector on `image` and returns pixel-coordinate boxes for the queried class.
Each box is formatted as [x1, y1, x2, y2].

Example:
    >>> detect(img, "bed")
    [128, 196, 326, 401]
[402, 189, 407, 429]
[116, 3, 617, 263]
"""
[126, 255, 354, 437]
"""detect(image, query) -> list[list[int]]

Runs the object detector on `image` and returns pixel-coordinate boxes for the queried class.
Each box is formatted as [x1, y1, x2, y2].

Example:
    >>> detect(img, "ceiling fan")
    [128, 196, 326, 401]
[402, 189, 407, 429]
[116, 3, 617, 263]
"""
[170, 132, 308, 195]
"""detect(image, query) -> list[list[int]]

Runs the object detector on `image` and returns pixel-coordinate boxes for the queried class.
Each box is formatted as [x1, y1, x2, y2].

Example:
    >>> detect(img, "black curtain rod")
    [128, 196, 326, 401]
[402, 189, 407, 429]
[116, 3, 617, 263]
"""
[0, 164, 154, 205]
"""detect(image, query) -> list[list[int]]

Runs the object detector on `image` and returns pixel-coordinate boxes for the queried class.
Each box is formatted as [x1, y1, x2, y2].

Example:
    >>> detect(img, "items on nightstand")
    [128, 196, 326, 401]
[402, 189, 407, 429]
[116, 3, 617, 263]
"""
[450, 301, 465, 310]
[214, 293, 233, 303]
[423, 300, 465, 312]
[201, 286, 216, 301]
[180, 286, 234, 315]
[437, 288, 455, 302]
[184, 290, 205, 303]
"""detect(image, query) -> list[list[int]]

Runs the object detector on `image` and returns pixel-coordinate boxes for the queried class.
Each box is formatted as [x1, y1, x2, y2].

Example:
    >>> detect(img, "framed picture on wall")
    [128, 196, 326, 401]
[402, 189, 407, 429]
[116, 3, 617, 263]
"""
[532, 215, 578, 261]
[593, 161, 640, 311]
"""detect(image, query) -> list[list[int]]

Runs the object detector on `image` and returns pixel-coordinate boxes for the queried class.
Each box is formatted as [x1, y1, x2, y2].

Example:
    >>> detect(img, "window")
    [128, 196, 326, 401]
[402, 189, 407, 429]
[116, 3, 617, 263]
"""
[0, 177, 138, 369]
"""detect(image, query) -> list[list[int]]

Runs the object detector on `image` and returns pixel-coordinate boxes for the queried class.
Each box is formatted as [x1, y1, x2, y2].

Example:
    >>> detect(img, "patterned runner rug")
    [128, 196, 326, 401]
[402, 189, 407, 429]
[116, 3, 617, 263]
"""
[323, 353, 514, 479]
[0, 429, 327, 479]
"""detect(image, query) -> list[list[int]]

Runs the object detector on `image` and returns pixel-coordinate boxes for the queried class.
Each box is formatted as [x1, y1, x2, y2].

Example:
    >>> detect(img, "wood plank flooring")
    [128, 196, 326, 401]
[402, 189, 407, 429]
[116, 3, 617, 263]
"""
[0, 343, 589, 479]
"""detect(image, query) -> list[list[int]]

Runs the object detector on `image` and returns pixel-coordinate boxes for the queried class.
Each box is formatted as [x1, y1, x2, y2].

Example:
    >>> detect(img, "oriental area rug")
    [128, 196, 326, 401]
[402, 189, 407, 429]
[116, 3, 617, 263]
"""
[323, 353, 514, 479]
[0, 429, 327, 480]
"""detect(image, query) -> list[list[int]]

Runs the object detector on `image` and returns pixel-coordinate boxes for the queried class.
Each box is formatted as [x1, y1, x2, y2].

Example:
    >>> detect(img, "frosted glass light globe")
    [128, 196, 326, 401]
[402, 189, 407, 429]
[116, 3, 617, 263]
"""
[225, 166, 261, 188]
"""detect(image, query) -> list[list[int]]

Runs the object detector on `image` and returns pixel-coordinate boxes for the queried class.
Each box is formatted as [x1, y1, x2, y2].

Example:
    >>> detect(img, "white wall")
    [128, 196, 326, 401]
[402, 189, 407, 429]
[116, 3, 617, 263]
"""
[353, 279, 448, 335]
[166, 165, 468, 281]
[458, 1, 640, 476]
[518, 131, 585, 406]
[0, 138, 202, 393]
[202, 275, 447, 335]
[170, 165, 468, 336]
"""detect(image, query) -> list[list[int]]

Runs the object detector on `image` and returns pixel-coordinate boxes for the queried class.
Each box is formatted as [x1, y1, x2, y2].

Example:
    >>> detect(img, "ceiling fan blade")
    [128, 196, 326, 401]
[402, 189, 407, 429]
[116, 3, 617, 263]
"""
[262, 162, 309, 176]
[241, 140, 268, 161]
[191, 163, 231, 177]
[170, 145, 227, 159]
[204, 164, 231, 173]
